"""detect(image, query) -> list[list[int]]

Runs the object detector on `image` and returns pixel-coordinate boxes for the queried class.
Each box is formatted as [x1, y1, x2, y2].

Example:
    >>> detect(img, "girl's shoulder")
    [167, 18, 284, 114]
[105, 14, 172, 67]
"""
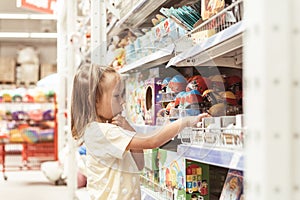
[86, 121, 116, 131]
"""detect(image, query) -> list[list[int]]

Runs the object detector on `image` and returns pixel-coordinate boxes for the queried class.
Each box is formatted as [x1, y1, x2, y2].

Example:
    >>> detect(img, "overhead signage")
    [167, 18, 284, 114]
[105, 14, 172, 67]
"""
[17, 0, 56, 14]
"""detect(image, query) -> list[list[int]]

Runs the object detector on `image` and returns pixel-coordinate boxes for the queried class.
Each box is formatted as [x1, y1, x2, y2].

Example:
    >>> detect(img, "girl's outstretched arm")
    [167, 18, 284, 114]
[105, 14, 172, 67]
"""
[127, 113, 210, 150]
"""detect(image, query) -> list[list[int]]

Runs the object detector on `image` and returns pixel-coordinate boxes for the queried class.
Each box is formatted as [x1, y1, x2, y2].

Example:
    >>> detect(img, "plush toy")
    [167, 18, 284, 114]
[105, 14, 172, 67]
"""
[2, 94, 12, 102]
[112, 38, 129, 70]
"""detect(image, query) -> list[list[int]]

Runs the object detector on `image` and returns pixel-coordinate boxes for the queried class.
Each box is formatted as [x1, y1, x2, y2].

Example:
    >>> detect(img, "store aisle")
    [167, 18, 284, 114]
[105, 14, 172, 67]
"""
[0, 170, 69, 200]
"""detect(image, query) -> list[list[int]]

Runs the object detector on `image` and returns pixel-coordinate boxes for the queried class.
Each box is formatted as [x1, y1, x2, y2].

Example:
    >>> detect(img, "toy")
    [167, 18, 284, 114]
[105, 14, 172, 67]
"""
[12, 95, 23, 102]
[219, 170, 243, 200]
[161, 77, 171, 93]
[208, 103, 226, 117]
[219, 91, 237, 106]
[28, 109, 43, 121]
[23, 94, 34, 103]
[186, 75, 209, 94]
[2, 94, 12, 102]
[174, 91, 186, 108]
[210, 75, 226, 92]
[168, 75, 188, 93]
[226, 75, 243, 105]
[202, 89, 222, 108]
[43, 109, 55, 121]
[12, 111, 28, 121]
[144, 78, 162, 125]
[199, 180, 208, 196]
[158, 149, 186, 198]
[184, 90, 204, 116]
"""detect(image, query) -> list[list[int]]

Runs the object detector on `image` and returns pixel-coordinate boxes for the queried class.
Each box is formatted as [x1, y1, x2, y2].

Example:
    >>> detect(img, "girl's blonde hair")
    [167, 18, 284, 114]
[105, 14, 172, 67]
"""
[71, 63, 117, 140]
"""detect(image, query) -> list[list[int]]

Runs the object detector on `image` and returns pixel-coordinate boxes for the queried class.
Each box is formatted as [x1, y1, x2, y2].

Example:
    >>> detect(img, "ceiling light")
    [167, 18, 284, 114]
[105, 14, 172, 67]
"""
[0, 32, 57, 39]
[30, 33, 57, 38]
[0, 32, 29, 38]
[0, 13, 56, 20]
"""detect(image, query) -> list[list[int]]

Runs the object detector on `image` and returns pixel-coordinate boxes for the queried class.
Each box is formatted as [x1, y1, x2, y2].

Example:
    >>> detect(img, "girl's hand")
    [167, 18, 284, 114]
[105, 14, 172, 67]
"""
[188, 113, 211, 127]
[112, 114, 135, 131]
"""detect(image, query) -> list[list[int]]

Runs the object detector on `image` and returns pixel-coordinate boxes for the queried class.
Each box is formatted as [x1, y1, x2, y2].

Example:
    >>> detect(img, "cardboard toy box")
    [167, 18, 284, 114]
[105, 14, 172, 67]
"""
[158, 149, 186, 200]
[144, 148, 159, 171]
[219, 169, 244, 200]
[0, 57, 16, 83]
[191, 29, 216, 44]
[201, 0, 225, 20]
[185, 160, 210, 200]
[40, 63, 57, 79]
[144, 78, 162, 125]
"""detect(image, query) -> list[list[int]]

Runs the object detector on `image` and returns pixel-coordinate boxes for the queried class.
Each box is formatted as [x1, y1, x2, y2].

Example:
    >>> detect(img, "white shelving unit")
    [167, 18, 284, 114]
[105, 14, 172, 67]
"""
[111, 1, 246, 200]
[167, 22, 244, 68]
[119, 44, 175, 74]
[107, 0, 171, 39]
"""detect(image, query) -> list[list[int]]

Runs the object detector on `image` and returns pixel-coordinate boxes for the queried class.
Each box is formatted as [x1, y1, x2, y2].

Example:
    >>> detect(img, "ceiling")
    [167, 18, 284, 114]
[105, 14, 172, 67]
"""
[0, 0, 57, 44]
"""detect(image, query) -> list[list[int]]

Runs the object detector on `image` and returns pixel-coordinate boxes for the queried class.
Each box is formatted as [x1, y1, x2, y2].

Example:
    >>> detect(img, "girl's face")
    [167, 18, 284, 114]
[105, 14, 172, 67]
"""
[96, 73, 125, 121]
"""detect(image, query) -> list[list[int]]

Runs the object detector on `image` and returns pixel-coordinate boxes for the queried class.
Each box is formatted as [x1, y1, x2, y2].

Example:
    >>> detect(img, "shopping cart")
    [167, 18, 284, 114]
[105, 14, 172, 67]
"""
[0, 135, 24, 180]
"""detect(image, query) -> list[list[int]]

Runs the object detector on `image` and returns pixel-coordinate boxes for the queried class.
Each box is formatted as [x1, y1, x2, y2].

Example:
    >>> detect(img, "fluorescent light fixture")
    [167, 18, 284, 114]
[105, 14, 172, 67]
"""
[0, 13, 56, 20]
[30, 33, 57, 38]
[0, 32, 57, 39]
[0, 32, 29, 38]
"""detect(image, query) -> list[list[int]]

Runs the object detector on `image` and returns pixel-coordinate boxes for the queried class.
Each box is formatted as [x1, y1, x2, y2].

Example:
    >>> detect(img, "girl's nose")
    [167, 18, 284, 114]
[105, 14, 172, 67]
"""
[120, 97, 126, 107]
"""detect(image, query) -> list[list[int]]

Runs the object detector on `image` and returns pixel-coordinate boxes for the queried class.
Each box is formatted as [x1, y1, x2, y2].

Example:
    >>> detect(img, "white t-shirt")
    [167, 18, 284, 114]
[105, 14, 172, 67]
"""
[84, 122, 141, 200]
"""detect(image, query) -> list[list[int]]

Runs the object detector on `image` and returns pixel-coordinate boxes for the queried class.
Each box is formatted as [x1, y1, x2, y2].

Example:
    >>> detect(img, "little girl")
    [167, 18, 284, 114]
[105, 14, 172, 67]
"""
[71, 63, 209, 200]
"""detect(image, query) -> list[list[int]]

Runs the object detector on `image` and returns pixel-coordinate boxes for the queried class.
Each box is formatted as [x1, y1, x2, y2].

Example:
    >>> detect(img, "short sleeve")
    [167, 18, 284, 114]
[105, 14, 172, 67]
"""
[84, 122, 135, 160]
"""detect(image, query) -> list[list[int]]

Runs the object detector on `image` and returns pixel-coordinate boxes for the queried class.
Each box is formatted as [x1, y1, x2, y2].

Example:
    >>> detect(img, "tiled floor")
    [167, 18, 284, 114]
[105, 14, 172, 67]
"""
[0, 170, 69, 200]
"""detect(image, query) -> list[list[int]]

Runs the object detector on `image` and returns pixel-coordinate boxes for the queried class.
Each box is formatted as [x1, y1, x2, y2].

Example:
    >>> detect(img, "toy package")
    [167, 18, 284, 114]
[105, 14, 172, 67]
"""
[219, 169, 244, 200]
[201, 0, 225, 20]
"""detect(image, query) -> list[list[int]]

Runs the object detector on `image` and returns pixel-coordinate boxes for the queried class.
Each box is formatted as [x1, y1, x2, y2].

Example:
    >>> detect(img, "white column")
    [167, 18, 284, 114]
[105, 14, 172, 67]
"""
[56, 0, 67, 157]
[291, 0, 300, 199]
[66, 0, 78, 199]
[244, 0, 300, 199]
[91, 0, 107, 65]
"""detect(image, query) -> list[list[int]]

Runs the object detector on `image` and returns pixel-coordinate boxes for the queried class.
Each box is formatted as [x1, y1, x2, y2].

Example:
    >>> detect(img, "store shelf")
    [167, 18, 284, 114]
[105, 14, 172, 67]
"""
[119, 44, 175, 74]
[107, 0, 170, 38]
[0, 102, 54, 111]
[141, 186, 160, 200]
[141, 186, 170, 200]
[132, 124, 162, 134]
[166, 21, 244, 68]
[177, 144, 244, 171]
